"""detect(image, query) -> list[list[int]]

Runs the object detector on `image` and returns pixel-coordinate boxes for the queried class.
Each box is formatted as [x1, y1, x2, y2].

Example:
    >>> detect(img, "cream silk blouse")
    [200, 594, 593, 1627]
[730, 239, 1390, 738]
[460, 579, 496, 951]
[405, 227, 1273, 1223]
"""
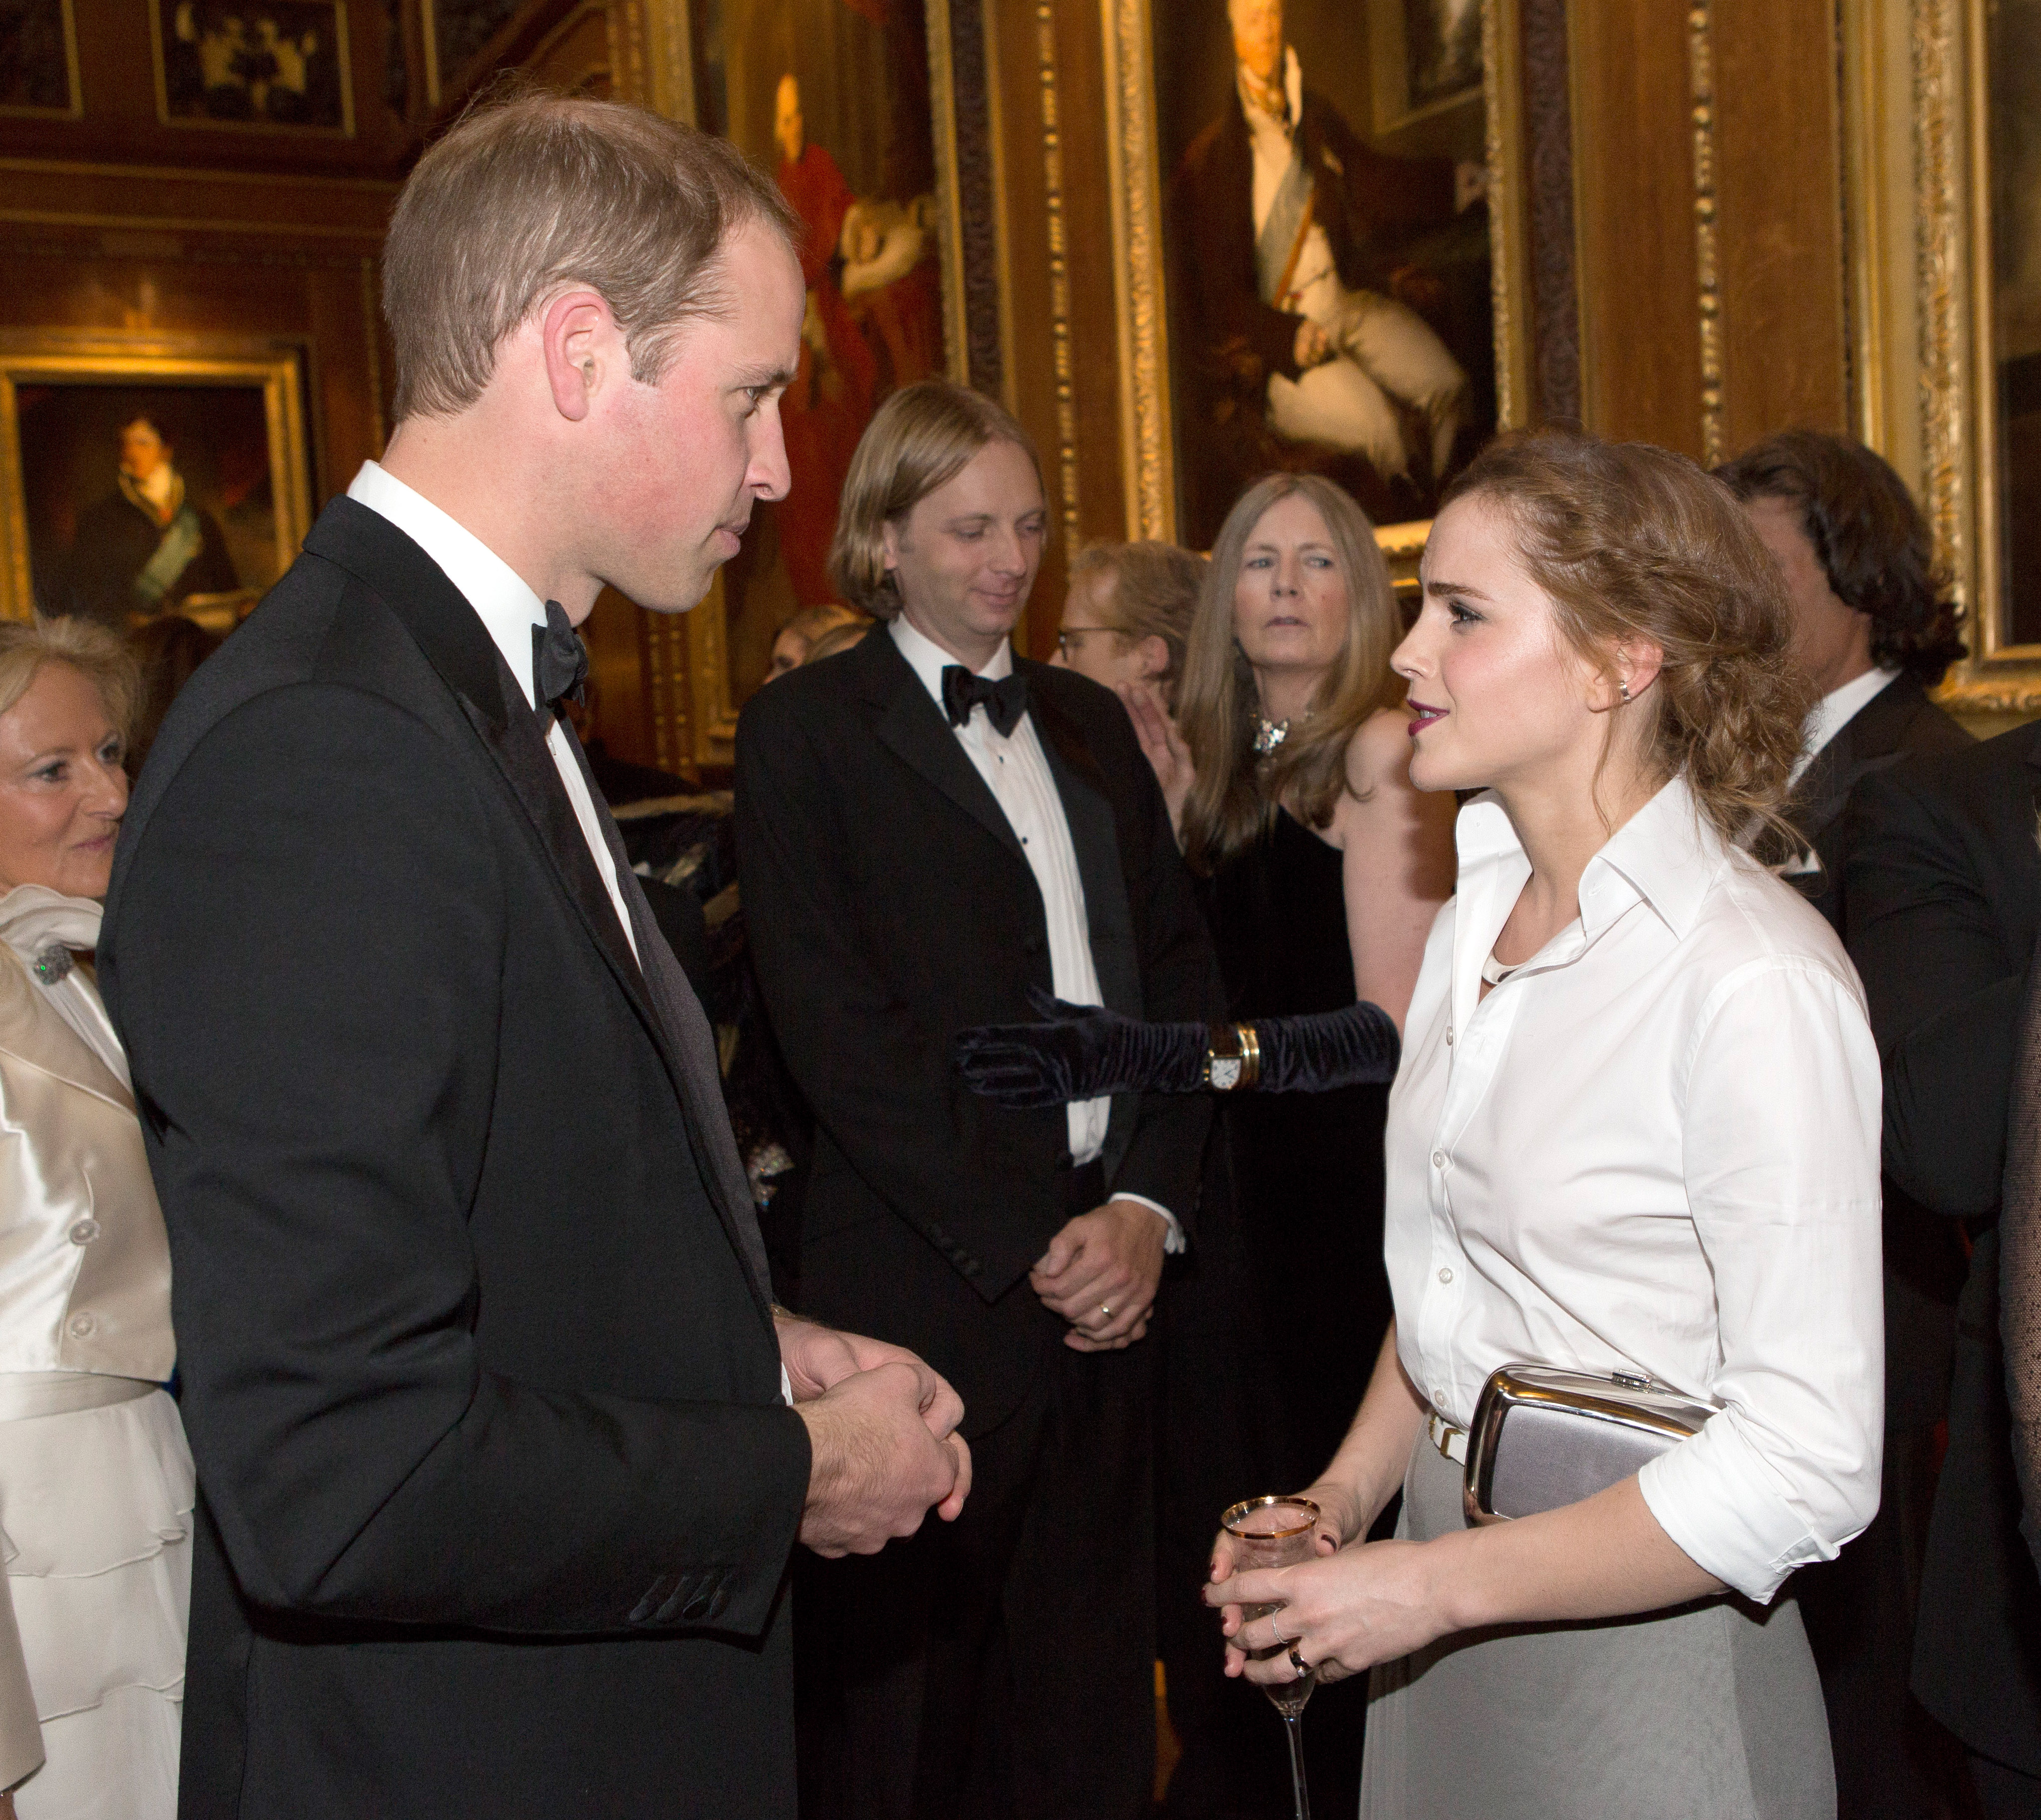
[1385, 776, 1885, 1604]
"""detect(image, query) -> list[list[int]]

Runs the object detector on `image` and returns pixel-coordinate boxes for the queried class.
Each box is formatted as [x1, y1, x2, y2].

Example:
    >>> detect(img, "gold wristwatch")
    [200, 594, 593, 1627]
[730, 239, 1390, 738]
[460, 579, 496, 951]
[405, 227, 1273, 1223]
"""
[1203, 1021, 1261, 1091]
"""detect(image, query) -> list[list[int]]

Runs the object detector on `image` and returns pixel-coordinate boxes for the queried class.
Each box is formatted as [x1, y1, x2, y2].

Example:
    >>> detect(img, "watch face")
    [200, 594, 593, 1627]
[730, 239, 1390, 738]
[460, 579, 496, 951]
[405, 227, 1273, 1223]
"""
[1210, 1056, 1243, 1091]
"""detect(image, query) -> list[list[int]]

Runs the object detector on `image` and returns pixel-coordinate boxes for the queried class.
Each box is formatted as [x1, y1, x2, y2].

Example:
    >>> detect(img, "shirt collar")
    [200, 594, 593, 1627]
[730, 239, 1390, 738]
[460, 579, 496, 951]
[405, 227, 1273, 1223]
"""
[889, 613, 1014, 711]
[1791, 666, 1900, 786]
[1457, 772, 1725, 946]
[346, 460, 547, 710]
[1235, 44, 1303, 133]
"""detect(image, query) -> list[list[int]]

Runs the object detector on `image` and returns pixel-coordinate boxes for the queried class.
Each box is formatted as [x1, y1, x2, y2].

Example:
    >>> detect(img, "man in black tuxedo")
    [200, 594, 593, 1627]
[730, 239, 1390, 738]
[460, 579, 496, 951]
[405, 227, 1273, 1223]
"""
[1717, 430, 1976, 1818]
[99, 94, 968, 1820]
[735, 381, 1222, 1820]
[1847, 727, 2041, 1818]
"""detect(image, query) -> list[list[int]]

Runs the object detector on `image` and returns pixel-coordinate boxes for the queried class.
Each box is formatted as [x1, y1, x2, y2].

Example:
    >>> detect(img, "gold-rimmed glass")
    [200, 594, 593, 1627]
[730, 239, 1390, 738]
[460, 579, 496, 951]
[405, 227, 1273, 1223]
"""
[1222, 1494, 1320, 1820]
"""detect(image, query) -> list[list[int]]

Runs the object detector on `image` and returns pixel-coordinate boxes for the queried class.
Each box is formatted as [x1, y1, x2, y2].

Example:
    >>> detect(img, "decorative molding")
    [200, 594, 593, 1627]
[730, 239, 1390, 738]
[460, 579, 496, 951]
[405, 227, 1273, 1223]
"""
[927, 0, 970, 385]
[1483, 0, 1532, 431]
[1685, 0, 1723, 467]
[1520, 0, 1577, 424]
[1033, 2, 1079, 552]
[1913, 0, 1969, 628]
[1100, 0, 1171, 539]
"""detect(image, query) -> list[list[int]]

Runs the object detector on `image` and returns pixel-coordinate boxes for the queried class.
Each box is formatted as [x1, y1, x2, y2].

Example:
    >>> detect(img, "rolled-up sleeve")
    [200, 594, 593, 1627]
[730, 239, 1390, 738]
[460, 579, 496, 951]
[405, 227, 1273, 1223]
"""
[1638, 957, 1885, 1603]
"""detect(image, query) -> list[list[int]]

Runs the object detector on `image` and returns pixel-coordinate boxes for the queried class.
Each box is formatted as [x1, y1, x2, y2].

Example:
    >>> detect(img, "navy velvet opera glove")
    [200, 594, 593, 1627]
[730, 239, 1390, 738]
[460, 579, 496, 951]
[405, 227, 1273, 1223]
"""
[952, 988, 1401, 1109]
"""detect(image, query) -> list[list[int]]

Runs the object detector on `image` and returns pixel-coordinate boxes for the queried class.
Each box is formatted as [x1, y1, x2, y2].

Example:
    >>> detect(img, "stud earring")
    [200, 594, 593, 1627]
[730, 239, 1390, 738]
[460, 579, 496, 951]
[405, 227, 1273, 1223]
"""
[1618, 679, 1631, 704]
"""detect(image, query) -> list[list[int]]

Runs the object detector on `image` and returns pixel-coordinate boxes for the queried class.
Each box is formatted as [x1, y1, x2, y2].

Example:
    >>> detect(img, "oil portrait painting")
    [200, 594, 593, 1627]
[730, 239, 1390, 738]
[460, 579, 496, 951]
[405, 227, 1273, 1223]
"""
[691, 0, 944, 700]
[1155, 0, 1496, 547]
[153, 0, 352, 132]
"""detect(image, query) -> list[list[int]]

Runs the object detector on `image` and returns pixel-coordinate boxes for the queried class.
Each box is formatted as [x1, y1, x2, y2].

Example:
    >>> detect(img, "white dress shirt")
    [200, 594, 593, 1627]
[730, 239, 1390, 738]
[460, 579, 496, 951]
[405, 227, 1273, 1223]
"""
[347, 461, 637, 963]
[1386, 775, 1884, 1603]
[1789, 664, 1901, 789]
[889, 617, 1179, 1247]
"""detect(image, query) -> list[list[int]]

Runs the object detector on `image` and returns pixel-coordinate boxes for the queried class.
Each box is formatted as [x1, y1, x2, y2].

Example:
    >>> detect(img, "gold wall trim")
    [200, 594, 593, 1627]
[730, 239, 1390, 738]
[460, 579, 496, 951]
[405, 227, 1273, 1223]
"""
[1685, 0, 1724, 468]
[1033, 3, 1080, 554]
[0, 0, 81, 121]
[928, 0, 970, 385]
[0, 159, 395, 192]
[1100, 0, 1172, 541]
[0, 331, 313, 624]
[1482, 0, 1531, 431]
[1913, 0, 1969, 633]
[0, 207, 383, 241]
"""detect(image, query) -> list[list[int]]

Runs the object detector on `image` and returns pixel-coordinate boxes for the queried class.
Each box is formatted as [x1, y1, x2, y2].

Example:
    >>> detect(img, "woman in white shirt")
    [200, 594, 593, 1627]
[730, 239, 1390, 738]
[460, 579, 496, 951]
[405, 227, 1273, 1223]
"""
[1206, 431, 1885, 1818]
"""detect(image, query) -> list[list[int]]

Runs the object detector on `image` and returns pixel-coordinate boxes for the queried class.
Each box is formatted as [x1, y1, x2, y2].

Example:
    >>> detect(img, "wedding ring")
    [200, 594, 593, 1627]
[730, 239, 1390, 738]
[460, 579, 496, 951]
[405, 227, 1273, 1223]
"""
[1270, 1613, 1288, 1646]
[1099, 1303, 1112, 1320]
[1289, 1644, 1309, 1678]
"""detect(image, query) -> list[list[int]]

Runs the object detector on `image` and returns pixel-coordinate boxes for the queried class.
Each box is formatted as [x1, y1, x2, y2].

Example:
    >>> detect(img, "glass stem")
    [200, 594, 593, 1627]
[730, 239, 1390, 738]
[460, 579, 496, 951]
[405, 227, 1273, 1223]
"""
[1283, 1712, 1312, 1820]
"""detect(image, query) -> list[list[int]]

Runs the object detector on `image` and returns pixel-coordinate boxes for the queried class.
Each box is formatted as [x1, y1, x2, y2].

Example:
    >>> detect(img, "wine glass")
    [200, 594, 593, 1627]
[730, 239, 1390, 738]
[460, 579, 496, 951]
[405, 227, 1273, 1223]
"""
[1221, 1494, 1320, 1820]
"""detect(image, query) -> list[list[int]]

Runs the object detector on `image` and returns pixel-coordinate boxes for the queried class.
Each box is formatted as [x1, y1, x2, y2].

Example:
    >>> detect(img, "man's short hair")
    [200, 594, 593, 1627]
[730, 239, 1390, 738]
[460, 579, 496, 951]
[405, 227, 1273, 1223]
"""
[1714, 429, 1968, 687]
[828, 381, 1043, 619]
[383, 83, 800, 422]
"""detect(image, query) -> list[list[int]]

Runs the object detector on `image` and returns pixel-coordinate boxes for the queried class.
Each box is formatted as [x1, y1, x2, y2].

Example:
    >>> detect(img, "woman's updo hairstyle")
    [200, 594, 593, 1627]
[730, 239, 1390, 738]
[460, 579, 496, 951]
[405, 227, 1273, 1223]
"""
[1439, 430, 1815, 846]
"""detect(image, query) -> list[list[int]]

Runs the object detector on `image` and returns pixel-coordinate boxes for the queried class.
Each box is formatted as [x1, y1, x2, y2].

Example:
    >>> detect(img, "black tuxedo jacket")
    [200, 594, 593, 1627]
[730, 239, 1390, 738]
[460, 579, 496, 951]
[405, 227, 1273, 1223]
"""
[1843, 720, 2041, 1771]
[1777, 670, 1971, 936]
[733, 629, 1221, 1435]
[1171, 88, 1453, 388]
[100, 499, 810, 1820]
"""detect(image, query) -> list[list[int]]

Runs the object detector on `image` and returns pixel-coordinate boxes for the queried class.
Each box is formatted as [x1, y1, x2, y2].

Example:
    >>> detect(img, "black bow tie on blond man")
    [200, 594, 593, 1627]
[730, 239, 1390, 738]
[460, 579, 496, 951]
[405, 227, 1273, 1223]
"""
[941, 665, 1027, 737]
[534, 599, 589, 715]
[952, 987, 1401, 1104]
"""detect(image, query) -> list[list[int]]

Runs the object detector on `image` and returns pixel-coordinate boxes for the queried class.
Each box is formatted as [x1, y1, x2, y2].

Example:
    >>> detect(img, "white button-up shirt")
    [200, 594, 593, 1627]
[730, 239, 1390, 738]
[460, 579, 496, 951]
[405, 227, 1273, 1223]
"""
[1386, 775, 1884, 1602]
[889, 617, 1178, 1246]
[347, 461, 637, 963]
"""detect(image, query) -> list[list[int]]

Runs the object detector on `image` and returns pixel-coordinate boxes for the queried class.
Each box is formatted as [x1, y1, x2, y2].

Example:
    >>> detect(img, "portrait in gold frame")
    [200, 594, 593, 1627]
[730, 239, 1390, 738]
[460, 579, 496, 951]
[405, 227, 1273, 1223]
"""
[0, 332, 313, 628]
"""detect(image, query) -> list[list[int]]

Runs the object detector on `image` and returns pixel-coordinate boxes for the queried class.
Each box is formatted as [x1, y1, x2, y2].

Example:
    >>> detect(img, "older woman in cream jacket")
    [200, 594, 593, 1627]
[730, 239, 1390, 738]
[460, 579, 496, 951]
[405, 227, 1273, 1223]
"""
[0, 619, 190, 1820]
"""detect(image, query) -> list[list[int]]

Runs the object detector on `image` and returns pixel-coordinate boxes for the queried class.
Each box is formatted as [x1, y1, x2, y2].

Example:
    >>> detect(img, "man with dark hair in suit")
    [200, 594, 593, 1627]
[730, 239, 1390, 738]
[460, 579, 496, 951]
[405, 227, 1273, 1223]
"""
[99, 91, 968, 1820]
[1716, 429, 1977, 1820]
[735, 379, 1222, 1820]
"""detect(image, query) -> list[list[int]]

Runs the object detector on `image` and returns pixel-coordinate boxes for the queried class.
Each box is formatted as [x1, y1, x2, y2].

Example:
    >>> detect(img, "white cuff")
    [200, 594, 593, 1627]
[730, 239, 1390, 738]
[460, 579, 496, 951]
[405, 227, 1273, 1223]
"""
[1112, 1192, 1184, 1254]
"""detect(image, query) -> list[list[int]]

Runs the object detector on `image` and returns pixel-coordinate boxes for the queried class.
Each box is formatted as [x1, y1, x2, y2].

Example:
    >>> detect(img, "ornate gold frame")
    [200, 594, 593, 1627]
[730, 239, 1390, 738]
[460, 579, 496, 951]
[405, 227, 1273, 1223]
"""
[1844, 0, 2038, 714]
[1099, 0, 1533, 549]
[0, 331, 314, 625]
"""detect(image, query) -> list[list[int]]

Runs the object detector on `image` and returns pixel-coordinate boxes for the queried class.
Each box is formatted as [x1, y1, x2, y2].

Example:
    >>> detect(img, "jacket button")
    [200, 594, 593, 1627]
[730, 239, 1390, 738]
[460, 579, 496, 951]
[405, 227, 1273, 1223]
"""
[68, 1219, 100, 1245]
[66, 1312, 96, 1339]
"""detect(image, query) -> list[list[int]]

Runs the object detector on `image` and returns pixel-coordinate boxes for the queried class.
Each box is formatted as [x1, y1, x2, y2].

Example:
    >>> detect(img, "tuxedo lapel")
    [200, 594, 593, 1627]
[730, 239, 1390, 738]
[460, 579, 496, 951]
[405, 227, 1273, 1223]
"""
[562, 722, 777, 1329]
[858, 633, 1028, 868]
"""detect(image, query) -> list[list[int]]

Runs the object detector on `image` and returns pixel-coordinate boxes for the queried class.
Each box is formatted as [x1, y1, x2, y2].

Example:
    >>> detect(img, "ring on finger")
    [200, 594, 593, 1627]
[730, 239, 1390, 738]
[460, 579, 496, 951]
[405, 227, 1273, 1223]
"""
[1288, 1644, 1309, 1678]
[1270, 1612, 1288, 1647]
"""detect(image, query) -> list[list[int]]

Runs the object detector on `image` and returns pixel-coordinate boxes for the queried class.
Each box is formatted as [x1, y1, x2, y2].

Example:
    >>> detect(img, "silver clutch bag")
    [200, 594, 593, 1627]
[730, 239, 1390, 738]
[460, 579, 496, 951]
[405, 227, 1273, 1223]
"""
[1462, 1364, 1717, 1527]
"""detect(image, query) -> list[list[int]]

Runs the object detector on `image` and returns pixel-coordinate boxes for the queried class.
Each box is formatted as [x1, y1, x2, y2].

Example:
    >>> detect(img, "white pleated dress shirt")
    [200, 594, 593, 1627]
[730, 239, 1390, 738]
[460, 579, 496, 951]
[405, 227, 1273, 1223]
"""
[347, 461, 637, 962]
[1385, 775, 1884, 1603]
[889, 617, 1179, 1246]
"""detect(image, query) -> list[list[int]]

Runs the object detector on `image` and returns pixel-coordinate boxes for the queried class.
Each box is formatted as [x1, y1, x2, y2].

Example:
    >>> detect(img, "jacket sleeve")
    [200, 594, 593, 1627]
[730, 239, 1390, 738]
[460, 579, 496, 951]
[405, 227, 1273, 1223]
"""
[1092, 707, 1220, 1225]
[102, 683, 808, 1638]
[1843, 760, 2027, 1218]
[734, 689, 1065, 1301]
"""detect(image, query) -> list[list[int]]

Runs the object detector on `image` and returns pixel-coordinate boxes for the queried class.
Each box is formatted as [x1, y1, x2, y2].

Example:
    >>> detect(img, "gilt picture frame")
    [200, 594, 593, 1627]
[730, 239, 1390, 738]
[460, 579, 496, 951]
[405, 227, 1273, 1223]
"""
[0, 332, 313, 627]
[1101, 0, 1531, 564]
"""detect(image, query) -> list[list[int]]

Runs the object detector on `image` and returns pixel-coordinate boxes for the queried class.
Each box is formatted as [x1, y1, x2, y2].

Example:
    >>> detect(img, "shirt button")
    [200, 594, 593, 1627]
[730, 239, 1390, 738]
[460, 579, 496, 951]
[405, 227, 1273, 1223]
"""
[1438, 1266, 1454, 1285]
[68, 1219, 100, 1245]
[1445, 1027, 1454, 1046]
[66, 1312, 96, 1339]
[1431, 1150, 1447, 1169]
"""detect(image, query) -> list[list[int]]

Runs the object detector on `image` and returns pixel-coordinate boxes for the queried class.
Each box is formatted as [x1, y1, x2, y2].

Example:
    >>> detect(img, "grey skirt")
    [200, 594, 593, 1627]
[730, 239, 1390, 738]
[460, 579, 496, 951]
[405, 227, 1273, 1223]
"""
[1357, 1432, 1835, 1820]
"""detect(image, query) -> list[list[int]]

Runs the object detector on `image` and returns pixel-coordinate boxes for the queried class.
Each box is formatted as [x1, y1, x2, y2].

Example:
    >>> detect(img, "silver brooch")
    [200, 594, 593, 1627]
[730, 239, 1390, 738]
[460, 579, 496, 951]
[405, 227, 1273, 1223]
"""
[30, 944, 72, 985]
[1253, 717, 1290, 756]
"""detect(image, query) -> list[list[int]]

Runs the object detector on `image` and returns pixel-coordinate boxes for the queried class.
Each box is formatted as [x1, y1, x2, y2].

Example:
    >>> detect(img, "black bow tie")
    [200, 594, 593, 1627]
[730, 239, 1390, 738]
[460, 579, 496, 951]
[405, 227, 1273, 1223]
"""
[941, 665, 1027, 737]
[533, 599, 588, 715]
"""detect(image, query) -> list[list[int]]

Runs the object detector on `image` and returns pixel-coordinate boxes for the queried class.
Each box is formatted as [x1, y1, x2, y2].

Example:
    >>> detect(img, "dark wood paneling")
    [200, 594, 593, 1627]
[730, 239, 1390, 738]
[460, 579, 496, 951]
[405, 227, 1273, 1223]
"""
[1567, 0, 1706, 456]
[1711, 0, 1848, 452]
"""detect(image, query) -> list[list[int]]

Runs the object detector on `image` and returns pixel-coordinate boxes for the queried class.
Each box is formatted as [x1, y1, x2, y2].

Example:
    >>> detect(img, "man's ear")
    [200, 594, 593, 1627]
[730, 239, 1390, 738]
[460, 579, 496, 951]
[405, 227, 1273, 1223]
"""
[1135, 634, 1169, 680]
[540, 289, 621, 424]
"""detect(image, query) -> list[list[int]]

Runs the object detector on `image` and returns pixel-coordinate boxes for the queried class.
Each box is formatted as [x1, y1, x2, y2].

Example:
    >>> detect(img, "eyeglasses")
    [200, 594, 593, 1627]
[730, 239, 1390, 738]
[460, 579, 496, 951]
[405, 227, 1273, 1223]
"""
[1054, 626, 1125, 657]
